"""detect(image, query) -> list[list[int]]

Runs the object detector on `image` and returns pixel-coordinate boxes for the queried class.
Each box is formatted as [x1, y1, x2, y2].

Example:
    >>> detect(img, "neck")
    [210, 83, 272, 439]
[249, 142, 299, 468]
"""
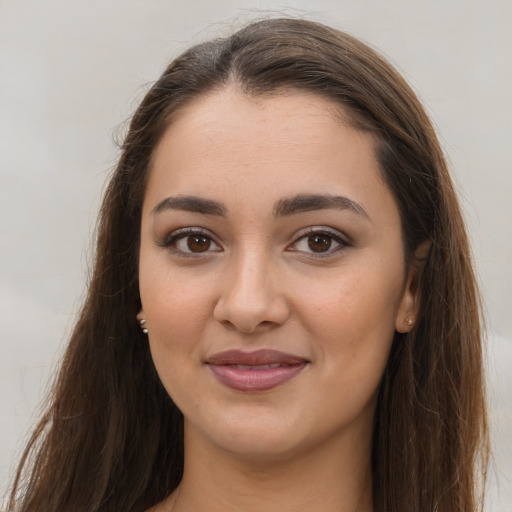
[162, 421, 373, 512]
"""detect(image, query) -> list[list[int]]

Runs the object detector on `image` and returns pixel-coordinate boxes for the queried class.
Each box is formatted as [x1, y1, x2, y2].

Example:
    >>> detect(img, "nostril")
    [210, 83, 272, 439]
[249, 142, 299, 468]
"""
[212, 271, 291, 332]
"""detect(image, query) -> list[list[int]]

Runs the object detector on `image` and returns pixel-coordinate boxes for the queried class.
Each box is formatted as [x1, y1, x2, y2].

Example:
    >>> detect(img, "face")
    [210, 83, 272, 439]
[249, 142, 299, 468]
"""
[138, 88, 418, 462]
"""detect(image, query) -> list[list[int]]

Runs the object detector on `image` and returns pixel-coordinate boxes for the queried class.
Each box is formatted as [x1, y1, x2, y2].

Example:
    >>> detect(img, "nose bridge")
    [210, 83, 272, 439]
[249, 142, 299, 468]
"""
[233, 246, 271, 300]
[214, 242, 289, 332]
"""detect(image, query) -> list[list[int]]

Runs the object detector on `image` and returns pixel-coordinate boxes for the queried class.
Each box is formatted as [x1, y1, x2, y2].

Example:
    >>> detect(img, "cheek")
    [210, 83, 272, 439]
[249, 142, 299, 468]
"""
[142, 277, 212, 407]
[299, 258, 403, 388]
[305, 261, 402, 339]
[139, 264, 216, 396]
[140, 257, 212, 337]
[298, 275, 399, 428]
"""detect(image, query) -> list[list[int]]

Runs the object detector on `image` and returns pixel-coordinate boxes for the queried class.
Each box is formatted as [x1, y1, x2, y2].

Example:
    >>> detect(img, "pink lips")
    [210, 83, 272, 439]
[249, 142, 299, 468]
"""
[206, 349, 308, 391]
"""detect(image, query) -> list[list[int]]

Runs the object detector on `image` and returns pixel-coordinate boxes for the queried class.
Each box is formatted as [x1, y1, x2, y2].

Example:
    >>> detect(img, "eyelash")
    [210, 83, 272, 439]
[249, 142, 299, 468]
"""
[158, 226, 350, 259]
[288, 226, 350, 258]
[158, 227, 222, 259]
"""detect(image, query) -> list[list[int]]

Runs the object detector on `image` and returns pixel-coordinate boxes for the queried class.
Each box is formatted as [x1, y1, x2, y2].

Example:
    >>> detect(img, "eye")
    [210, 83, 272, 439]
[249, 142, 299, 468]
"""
[160, 228, 222, 256]
[288, 227, 349, 256]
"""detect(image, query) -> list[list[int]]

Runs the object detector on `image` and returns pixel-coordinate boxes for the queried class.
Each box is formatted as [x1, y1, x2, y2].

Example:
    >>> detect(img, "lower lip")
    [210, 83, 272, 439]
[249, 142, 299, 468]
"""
[208, 363, 308, 391]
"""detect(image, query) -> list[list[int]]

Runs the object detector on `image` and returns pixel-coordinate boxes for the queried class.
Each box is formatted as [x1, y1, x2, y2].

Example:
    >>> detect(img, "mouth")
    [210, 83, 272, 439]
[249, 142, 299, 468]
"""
[205, 349, 309, 392]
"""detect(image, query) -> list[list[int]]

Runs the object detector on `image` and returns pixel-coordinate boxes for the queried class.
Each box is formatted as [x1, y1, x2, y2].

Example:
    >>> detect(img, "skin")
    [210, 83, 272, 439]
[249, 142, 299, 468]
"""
[138, 88, 420, 512]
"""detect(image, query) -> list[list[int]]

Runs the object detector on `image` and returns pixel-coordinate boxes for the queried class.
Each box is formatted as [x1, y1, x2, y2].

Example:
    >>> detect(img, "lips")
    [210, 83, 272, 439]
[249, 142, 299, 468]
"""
[205, 349, 308, 391]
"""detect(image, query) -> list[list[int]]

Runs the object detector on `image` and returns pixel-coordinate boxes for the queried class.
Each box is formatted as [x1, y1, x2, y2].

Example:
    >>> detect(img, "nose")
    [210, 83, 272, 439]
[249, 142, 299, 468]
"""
[213, 250, 290, 333]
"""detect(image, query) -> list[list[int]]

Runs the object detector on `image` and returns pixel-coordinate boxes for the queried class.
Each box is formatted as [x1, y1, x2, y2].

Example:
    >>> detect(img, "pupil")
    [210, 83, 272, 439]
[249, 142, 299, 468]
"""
[187, 235, 210, 252]
[308, 234, 331, 252]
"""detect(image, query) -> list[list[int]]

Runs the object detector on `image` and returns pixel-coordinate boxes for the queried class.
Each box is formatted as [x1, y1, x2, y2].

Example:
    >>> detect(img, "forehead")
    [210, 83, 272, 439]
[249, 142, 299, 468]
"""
[154, 88, 359, 159]
[145, 88, 394, 222]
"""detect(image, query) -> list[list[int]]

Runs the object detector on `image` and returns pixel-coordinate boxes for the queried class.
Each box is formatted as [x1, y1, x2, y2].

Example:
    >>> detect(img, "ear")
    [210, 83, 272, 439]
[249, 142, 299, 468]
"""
[395, 240, 431, 333]
[136, 307, 149, 334]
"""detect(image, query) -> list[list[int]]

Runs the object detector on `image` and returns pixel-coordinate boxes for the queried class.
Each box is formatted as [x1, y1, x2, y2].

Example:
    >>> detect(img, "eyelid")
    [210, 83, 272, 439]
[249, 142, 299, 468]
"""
[156, 225, 351, 258]
[287, 226, 351, 256]
[157, 227, 222, 257]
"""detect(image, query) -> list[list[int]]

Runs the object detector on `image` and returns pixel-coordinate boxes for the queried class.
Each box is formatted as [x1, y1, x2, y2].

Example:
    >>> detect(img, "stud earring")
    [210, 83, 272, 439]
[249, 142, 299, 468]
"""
[139, 319, 148, 334]
[405, 318, 413, 327]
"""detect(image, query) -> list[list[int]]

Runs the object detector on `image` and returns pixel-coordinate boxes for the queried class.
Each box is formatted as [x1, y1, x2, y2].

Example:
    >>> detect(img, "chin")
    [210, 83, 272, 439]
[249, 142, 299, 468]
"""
[221, 432, 308, 464]
[186, 410, 308, 460]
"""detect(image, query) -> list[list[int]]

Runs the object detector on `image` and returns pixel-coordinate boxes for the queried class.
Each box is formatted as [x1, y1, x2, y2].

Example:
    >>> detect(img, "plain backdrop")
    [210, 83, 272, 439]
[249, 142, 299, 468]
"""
[1, 1, 510, 509]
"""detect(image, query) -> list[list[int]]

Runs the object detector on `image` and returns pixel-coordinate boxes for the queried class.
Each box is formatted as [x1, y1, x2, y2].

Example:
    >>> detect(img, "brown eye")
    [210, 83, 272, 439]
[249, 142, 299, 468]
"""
[288, 228, 347, 256]
[167, 230, 221, 255]
[187, 235, 211, 252]
[307, 234, 332, 252]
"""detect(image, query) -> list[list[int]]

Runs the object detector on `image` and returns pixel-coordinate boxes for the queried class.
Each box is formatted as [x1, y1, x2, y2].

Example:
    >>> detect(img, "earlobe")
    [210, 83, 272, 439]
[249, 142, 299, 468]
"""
[395, 269, 418, 333]
[395, 239, 431, 333]
[136, 309, 148, 334]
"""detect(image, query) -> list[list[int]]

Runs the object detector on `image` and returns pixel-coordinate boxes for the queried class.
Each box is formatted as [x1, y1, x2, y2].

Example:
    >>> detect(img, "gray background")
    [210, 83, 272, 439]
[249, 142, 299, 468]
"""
[1, 1, 510, 509]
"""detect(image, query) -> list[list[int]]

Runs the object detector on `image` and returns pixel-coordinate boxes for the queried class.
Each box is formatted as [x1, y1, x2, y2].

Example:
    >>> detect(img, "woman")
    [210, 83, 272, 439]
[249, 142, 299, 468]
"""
[7, 18, 489, 512]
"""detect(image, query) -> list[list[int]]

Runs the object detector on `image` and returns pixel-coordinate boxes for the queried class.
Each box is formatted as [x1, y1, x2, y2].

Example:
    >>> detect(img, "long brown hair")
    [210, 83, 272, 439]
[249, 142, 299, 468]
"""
[7, 18, 488, 512]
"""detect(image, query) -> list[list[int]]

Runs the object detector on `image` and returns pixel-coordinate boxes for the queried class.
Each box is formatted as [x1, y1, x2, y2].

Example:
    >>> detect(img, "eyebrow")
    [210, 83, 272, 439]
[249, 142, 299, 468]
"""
[273, 194, 369, 219]
[152, 193, 369, 220]
[152, 196, 227, 216]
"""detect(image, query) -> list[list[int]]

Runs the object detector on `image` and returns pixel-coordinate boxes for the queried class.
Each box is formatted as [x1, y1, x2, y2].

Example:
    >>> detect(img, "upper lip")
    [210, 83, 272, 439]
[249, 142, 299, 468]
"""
[205, 349, 308, 366]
